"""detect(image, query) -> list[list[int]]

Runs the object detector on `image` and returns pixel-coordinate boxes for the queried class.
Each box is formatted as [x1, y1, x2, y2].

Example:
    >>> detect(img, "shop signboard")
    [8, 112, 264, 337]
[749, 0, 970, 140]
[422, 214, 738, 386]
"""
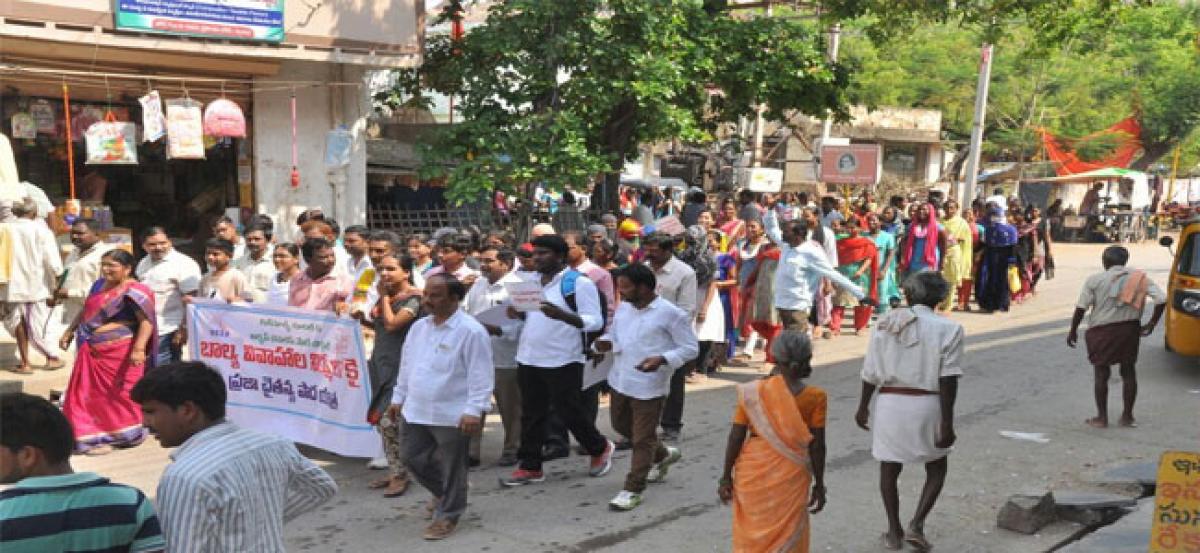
[115, 0, 285, 42]
[820, 144, 882, 185]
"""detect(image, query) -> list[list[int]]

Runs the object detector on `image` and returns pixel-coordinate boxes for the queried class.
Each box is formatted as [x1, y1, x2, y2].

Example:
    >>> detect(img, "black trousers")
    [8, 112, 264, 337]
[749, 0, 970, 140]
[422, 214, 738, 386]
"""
[517, 363, 608, 471]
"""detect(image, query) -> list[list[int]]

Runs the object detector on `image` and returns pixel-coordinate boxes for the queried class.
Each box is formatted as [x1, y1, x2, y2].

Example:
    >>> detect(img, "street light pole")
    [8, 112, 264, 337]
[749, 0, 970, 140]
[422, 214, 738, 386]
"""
[961, 43, 994, 207]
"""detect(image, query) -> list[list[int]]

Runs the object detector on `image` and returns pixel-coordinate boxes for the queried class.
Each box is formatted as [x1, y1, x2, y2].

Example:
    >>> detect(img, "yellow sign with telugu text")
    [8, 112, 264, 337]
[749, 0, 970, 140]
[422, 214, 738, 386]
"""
[1150, 451, 1200, 552]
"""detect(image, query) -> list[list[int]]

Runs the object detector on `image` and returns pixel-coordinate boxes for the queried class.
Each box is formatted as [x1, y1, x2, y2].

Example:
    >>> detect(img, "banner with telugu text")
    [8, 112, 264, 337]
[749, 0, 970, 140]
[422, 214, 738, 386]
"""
[187, 301, 379, 457]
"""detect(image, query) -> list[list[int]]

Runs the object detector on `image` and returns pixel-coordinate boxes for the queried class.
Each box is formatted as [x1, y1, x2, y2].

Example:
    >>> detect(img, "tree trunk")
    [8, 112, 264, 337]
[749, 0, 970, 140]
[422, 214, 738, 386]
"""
[1130, 141, 1175, 171]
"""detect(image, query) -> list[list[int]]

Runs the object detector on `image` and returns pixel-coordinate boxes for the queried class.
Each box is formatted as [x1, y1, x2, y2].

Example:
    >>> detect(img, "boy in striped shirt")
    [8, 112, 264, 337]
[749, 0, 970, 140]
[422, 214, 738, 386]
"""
[0, 392, 165, 553]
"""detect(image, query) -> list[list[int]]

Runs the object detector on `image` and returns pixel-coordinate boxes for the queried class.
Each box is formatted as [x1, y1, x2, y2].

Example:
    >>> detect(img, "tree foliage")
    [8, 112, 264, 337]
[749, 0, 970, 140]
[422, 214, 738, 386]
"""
[844, 1, 1200, 170]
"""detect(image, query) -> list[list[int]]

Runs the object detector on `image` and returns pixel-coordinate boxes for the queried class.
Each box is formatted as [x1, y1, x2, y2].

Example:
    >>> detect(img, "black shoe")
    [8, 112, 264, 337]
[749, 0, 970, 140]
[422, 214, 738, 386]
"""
[468, 457, 481, 468]
[496, 452, 519, 467]
[614, 439, 633, 451]
[660, 429, 681, 443]
[542, 445, 570, 460]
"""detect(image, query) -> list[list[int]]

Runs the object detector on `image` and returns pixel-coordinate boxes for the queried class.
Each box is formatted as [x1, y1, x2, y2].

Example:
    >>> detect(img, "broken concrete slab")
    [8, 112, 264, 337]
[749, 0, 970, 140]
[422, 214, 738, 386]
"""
[997, 492, 1056, 534]
[1097, 462, 1158, 486]
[1059, 497, 1153, 553]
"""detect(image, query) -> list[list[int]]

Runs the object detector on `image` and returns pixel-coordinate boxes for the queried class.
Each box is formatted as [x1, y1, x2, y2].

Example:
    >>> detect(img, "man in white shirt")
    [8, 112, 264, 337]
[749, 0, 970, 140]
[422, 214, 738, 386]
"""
[424, 235, 480, 289]
[1, 198, 64, 373]
[389, 274, 494, 540]
[342, 225, 374, 284]
[595, 263, 697, 511]
[135, 227, 201, 366]
[984, 187, 1010, 212]
[132, 361, 337, 552]
[501, 234, 615, 487]
[763, 206, 871, 332]
[233, 223, 275, 303]
[819, 195, 846, 229]
[51, 218, 112, 327]
[854, 272, 962, 551]
[641, 232, 697, 443]
[212, 216, 246, 262]
[464, 246, 524, 467]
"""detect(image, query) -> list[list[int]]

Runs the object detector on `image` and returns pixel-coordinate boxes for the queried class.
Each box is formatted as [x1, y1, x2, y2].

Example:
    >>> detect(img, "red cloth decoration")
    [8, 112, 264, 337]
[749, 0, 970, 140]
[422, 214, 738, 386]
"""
[1040, 117, 1142, 176]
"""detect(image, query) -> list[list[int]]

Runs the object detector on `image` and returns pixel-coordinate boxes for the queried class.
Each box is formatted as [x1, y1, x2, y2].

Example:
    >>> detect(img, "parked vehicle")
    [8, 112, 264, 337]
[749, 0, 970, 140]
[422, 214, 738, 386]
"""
[1158, 216, 1200, 356]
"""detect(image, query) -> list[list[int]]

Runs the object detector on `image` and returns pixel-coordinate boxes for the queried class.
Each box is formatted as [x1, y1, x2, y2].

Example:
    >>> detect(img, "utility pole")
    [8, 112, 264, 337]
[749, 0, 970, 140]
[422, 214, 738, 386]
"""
[819, 23, 841, 146]
[960, 43, 994, 207]
[751, 1, 774, 168]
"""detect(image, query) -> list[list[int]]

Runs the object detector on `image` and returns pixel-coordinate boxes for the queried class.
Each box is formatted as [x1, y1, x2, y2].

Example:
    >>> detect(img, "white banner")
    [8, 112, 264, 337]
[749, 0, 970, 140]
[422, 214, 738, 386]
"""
[187, 301, 378, 457]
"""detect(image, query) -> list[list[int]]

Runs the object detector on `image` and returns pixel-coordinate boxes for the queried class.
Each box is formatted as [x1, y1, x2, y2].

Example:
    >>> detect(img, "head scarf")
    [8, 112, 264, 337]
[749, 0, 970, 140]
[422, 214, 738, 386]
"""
[678, 225, 717, 286]
[900, 202, 940, 270]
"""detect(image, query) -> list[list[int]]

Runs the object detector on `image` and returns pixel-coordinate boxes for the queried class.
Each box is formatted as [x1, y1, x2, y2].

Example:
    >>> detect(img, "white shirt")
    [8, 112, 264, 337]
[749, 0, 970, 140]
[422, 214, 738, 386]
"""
[985, 194, 1008, 210]
[646, 256, 698, 315]
[156, 421, 337, 553]
[1, 218, 61, 302]
[59, 241, 114, 323]
[860, 305, 964, 392]
[345, 252, 373, 284]
[265, 272, 293, 306]
[464, 272, 524, 369]
[764, 210, 863, 311]
[602, 297, 698, 400]
[515, 268, 604, 368]
[393, 309, 495, 426]
[233, 252, 275, 303]
[136, 249, 201, 335]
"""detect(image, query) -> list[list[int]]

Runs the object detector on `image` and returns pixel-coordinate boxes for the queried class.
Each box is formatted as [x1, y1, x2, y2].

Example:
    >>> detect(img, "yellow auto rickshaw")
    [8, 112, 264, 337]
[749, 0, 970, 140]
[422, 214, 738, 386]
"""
[1158, 216, 1200, 356]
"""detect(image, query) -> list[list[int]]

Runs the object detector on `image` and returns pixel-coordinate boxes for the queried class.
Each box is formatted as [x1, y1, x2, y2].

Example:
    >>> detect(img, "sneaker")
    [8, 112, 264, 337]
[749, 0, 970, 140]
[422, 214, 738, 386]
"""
[609, 490, 643, 511]
[647, 446, 682, 483]
[500, 468, 545, 487]
[589, 439, 616, 477]
[366, 456, 389, 470]
[423, 519, 457, 540]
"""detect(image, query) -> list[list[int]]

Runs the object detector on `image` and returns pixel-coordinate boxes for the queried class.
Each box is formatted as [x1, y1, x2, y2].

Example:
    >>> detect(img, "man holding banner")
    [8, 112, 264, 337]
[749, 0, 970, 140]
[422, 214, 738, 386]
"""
[389, 274, 494, 541]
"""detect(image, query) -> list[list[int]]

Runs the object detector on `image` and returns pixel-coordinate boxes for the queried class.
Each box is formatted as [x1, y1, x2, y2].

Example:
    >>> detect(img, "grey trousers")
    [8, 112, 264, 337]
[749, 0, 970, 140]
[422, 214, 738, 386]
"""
[403, 422, 471, 522]
[469, 368, 521, 459]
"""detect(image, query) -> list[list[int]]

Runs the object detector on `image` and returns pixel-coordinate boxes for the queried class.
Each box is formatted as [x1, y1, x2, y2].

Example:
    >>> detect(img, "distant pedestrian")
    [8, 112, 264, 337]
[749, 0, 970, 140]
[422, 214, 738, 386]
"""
[389, 274, 494, 540]
[0, 393, 166, 553]
[1067, 246, 1166, 429]
[855, 272, 962, 551]
[1, 197, 64, 373]
[596, 263, 697, 511]
[136, 227, 201, 365]
[132, 362, 338, 552]
[641, 232, 697, 443]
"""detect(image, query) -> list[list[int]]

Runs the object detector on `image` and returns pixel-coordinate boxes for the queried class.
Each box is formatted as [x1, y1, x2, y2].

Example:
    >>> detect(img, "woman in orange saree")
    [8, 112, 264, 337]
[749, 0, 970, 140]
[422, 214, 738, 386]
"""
[719, 331, 827, 552]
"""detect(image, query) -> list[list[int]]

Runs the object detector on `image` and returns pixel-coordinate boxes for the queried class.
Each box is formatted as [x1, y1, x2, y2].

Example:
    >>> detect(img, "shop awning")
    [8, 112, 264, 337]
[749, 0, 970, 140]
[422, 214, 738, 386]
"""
[1025, 167, 1147, 184]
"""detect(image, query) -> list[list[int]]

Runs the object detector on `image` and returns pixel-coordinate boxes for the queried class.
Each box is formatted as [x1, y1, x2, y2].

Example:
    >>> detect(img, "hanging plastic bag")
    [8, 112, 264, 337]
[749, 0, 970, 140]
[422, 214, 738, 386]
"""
[203, 98, 246, 138]
[165, 98, 205, 159]
[1007, 266, 1022, 294]
[139, 90, 166, 143]
[324, 125, 353, 170]
[30, 100, 56, 135]
[84, 112, 138, 165]
[10, 113, 36, 139]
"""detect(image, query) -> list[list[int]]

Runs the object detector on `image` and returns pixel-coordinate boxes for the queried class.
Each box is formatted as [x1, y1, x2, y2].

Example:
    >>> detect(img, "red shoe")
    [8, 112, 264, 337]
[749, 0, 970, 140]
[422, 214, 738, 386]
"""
[589, 439, 615, 477]
[500, 468, 545, 487]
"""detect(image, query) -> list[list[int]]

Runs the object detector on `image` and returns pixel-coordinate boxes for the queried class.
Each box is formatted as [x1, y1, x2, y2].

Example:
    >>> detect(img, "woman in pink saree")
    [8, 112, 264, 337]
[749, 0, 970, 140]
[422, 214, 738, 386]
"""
[58, 249, 156, 455]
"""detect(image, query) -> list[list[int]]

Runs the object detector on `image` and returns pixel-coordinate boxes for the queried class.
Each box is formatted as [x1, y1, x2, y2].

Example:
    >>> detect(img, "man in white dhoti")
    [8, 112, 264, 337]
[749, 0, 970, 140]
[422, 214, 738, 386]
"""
[854, 271, 963, 551]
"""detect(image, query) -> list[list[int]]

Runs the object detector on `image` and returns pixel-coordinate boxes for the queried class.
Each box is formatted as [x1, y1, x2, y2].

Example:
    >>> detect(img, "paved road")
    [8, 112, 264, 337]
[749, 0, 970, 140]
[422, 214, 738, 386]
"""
[5, 241, 1198, 552]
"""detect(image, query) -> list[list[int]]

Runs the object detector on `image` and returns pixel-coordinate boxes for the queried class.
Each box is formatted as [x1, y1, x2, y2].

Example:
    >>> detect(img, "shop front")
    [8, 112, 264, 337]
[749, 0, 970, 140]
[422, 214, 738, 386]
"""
[1, 0, 423, 254]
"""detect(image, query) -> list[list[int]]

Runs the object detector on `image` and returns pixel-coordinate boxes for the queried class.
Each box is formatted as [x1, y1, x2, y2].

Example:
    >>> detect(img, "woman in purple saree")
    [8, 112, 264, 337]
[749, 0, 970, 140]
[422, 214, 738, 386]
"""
[58, 249, 157, 455]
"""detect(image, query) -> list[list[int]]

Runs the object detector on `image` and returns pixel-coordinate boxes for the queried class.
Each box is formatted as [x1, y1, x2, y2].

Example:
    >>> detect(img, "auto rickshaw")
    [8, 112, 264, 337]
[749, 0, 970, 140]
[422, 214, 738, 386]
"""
[1158, 216, 1200, 356]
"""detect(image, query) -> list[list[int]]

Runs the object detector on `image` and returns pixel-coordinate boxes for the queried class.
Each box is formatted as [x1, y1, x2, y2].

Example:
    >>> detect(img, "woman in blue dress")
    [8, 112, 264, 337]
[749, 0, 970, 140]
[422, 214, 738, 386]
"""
[866, 212, 901, 312]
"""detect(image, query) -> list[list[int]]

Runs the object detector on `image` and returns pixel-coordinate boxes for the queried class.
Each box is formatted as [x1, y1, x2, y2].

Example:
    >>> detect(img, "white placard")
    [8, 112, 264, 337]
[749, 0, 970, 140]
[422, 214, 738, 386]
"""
[503, 280, 544, 312]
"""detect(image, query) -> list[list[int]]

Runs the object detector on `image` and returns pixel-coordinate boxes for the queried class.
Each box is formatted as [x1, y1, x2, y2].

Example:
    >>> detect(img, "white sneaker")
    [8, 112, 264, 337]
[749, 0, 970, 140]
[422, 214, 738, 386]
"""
[609, 490, 643, 511]
[647, 447, 681, 483]
[366, 456, 389, 470]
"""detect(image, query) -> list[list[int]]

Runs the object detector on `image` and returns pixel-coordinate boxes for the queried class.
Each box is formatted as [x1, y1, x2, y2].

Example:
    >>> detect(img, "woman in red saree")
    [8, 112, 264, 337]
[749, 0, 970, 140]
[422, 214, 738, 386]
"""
[58, 249, 156, 455]
[831, 225, 879, 335]
[719, 331, 827, 552]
